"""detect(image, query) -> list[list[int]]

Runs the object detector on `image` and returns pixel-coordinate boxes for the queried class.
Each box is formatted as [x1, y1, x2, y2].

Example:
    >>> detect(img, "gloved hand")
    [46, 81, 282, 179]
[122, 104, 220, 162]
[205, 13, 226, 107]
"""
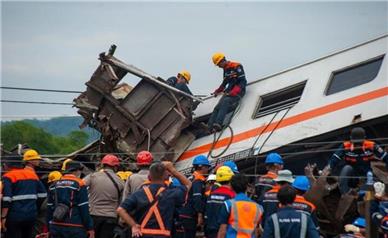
[374, 182, 385, 198]
[344, 224, 360, 233]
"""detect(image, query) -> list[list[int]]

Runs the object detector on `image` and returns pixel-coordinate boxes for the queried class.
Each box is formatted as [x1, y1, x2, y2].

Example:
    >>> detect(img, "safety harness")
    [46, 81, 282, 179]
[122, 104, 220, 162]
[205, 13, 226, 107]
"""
[140, 186, 170, 236]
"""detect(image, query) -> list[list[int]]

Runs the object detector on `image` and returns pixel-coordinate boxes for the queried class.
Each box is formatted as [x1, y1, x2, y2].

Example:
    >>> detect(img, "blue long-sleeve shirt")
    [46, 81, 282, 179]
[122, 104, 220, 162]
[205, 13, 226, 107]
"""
[214, 61, 247, 97]
[262, 206, 319, 238]
[180, 172, 206, 218]
[166, 76, 193, 95]
[47, 174, 93, 230]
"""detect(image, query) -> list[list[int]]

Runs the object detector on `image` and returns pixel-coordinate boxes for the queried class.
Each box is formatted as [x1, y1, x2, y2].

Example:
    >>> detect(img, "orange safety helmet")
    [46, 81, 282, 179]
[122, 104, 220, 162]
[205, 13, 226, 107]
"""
[101, 154, 120, 167]
[136, 151, 153, 166]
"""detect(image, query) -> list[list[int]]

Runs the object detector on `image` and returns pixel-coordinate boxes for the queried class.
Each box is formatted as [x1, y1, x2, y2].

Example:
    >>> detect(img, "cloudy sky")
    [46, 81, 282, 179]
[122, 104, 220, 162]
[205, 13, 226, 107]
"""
[1, 1, 387, 120]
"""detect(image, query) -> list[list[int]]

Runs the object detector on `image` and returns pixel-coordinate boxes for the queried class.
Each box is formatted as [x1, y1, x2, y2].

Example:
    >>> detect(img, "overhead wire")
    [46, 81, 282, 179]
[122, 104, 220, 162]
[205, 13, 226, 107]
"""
[0, 100, 73, 105]
[0, 86, 82, 94]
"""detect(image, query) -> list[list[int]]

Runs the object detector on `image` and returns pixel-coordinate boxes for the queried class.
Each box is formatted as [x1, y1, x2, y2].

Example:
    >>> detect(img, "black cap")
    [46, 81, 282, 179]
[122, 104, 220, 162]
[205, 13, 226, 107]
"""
[350, 127, 366, 143]
[64, 161, 83, 173]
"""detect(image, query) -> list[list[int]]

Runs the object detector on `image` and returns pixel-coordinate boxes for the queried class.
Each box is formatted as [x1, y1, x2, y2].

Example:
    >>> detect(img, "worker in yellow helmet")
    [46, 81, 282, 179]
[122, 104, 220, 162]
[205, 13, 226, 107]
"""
[207, 53, 247, 132]
[47, 171, 62, 184]
[166, 70, 193, 95]
[23, 149, 42, 172]
[116, 171, 133, 181]
[61, 158, 73, 171]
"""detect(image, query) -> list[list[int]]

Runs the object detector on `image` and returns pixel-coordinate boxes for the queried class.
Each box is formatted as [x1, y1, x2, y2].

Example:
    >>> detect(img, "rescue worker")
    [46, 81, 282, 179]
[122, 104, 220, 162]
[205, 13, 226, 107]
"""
[328, 127, 388, 194]
[217, 174, 263, 238]
[61, 158, 73, 172]
[83, 154, 124, 238]
[48, 171, 62, 185]
[370, 181, 388, 235]
[166, 70, 192, 95]
[262, 185, 319, 238]
[205, 166, 235, 238]
[255, 153, 284, 200]
[1, 153, 47, 238]
[180, 155, 211, 238]
[261, 169, 294, 224]
[117, 161, 191, 238]
[47, 161, 94, 238]
[205, 174, 217, 197]
[207, 53, 247, 132]
[122, 151, 153, 201]
[23, 149, 42, 172]
[291, 176, 319, 230]
[342, 217, 366, 238]
[170, 177, 185, 238]
[223, 161, 239, 174]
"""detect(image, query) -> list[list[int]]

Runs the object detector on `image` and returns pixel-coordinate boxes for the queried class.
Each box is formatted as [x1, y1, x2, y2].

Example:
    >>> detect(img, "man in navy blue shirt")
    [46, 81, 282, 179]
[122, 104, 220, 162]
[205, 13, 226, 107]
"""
[262, 185, 319, 238]
[117, 161, 191, 238]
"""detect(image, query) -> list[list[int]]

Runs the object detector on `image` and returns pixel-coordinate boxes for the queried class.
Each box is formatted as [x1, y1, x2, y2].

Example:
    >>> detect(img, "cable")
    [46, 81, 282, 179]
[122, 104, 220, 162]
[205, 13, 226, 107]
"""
[0, 100, 73, 105]
[0, 86, 82, 94]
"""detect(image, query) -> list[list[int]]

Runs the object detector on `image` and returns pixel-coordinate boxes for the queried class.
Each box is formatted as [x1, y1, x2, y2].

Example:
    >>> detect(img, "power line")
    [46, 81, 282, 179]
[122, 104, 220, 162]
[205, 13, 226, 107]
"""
[0, 100, 73, 105]
[0, 86, 82, 94]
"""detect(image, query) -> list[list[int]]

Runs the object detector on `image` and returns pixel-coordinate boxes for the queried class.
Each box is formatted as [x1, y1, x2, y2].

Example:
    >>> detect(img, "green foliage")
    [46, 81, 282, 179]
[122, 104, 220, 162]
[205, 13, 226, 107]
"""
[1, 121, 89, 155]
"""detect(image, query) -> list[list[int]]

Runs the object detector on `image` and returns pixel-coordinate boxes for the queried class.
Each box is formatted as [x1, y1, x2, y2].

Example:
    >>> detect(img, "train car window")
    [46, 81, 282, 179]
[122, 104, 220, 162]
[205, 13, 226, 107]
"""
[253, 81, 306, 119]
[326, 55, 385, 95]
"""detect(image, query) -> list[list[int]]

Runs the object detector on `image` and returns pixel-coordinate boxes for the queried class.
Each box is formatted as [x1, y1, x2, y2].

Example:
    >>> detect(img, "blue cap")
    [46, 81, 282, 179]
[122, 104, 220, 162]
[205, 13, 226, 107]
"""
[292, 176, 310, 191]
[192, 155, 210, 166]
[223, 161, 239, 173]
[353, 217, 366, 228]
[171, 177, 182, 187]
[265, 153, 283, 165]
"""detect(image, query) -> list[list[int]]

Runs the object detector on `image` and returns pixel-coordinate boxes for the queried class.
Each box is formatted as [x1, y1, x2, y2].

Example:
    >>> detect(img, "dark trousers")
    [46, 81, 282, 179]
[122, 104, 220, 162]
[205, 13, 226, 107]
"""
[49, 225, 87, 238]
[92, 215, 117, 238]
[4, 220, 35, 238]
[339, 165, 359, 194]
[207, 96, 240, 128]
[205, 229, 218, 238]
[181, 218, 197, 238]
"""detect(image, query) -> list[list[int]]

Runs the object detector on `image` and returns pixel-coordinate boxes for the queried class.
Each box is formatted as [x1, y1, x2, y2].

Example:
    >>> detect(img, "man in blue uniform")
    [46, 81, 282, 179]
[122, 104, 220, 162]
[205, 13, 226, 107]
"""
[1, 154, 47, 238]
[180, 155, 211, 238]
[328, 127, 388, 194]
[117, 161, 191, 238]
[47, 161, 94, 238]
[204, 166, 235, 238]
[262, 185, 319, 238]
[207, 53, 247, 132]
[166, 70, 192, 95]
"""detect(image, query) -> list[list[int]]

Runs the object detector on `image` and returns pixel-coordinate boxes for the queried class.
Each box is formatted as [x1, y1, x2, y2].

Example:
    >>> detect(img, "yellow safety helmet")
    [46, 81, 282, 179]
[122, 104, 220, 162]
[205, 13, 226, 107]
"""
[23, 149, 41, 161]
[178, 70, 191, 83]
[216, 166, 234, 182]
[212, 52, 225, 66]
[125, 171, 133, 178]
[117, 171, 133, 181]
[61, 159, 73, 171]
[48, 171, 62, 183]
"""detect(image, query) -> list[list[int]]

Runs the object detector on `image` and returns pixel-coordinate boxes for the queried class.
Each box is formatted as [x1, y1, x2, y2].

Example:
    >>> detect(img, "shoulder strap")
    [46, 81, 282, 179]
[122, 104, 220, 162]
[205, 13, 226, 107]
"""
[139, 186, 166, 222]
[104, 170, 121, 198]
[271, 213, 281, 238]
[300, 213, 307, 238]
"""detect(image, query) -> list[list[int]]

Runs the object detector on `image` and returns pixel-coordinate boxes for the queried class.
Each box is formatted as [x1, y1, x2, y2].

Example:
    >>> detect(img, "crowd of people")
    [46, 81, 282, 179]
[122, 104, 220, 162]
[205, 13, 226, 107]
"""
[1, 126, 388, 238]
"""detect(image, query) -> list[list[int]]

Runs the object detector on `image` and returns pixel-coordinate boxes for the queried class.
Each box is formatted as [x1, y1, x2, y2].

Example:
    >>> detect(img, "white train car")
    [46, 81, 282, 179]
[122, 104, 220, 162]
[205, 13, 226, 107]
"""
[176, 34, 388, 173]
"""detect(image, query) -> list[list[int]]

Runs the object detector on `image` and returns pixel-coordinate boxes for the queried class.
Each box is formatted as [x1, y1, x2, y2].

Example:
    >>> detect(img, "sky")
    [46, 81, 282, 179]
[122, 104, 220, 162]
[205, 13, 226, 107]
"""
[1, 1, 387, 120]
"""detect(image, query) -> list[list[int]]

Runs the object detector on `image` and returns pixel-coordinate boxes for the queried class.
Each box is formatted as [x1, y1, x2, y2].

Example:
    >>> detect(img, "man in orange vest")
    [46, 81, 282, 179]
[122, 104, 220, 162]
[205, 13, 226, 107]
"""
[328, 127, 388, 194]
[260, 170, 294, 224]
[117, 161, 191, 238]
[217, 174, 263, 238]
[255, 153, 284, 201]
[207, 53, 247, 132]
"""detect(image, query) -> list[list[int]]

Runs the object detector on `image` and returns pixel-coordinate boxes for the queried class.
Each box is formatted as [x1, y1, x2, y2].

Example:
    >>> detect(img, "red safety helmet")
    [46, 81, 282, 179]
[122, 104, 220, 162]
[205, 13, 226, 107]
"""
[137, 151, 153, 166]
[101, 154, 120, 167]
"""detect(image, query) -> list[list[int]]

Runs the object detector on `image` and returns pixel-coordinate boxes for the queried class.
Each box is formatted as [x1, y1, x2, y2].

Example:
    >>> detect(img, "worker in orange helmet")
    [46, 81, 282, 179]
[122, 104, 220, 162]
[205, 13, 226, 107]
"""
[207, 53, 247, 132]
[166, 70, 193, 95]
[122, 151, 154, 201]
[83, 154, 124, 238]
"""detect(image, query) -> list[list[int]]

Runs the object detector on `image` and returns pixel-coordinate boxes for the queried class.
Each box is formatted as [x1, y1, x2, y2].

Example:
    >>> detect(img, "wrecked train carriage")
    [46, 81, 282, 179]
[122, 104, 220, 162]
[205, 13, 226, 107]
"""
[73, 46, 202, 163]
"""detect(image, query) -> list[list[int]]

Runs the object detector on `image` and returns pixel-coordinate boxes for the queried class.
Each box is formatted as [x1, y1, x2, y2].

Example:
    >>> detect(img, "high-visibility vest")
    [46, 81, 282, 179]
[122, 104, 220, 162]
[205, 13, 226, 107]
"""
[343, 140, 375, 163]
[271, 212, 308, 238]
[228, 199, 262, 237]
[140, 186, 170, 236]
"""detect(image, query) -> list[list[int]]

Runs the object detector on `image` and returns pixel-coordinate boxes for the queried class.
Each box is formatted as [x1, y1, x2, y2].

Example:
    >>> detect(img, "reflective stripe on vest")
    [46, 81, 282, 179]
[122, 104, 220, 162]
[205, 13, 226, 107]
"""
[229, 199, 261, 235]
[271, 213, 308, 238]
[140, 186, 170, 236]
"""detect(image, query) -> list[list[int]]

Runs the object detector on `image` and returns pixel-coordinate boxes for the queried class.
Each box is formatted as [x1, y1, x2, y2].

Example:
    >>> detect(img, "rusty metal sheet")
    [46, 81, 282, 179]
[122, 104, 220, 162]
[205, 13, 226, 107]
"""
[151, 109, 181, 140]
[139, 95, 175, 129]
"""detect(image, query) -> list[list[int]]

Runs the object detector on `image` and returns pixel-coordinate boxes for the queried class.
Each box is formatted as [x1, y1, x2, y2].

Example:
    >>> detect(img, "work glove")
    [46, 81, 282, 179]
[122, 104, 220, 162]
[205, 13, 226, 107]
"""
[344, 224, 360, 233]
[374, 182, 385, 198]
